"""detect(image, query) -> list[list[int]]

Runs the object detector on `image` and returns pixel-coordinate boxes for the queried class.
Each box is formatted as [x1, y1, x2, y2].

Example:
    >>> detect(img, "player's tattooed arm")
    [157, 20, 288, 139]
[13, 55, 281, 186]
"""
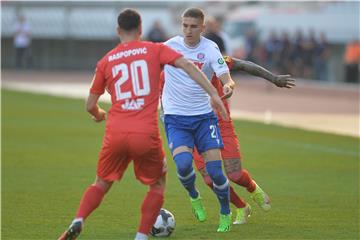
[231, 57, 296, 88]
[86, 93, 107, 122]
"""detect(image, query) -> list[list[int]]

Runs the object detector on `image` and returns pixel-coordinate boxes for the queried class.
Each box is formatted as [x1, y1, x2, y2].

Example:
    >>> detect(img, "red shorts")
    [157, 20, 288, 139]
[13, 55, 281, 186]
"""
[97, 131, 166, 185]
[193, 121, 242, 170]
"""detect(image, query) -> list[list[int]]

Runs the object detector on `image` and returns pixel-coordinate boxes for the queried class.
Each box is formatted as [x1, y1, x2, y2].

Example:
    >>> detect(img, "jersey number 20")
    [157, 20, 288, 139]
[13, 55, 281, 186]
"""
[112, 60, 150, 101]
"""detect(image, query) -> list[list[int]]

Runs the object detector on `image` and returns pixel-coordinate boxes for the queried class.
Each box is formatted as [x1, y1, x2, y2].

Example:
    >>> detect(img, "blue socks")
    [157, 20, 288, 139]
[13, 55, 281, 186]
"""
[206, 160, 230, 215]
[174, 153, 230, 215]
[174, 152, 199, 199]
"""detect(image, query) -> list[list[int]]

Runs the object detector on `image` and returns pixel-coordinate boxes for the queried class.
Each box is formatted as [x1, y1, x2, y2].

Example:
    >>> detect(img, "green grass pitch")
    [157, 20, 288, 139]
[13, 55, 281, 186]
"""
[2, 89, 359, 239]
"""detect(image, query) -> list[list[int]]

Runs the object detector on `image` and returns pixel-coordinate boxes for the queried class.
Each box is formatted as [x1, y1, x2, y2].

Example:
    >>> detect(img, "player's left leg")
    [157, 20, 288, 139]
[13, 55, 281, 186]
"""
[221, 134, 271, 211]
[131, 132, 168, 240]
[224, 158, 271, 211]
[58, 177, 113, 240]
[203, 150, 232, 232]
[194, 148, 248, 212]
[195, 112, 231, 232]
[135, 175, 166, 240]
[197, 167, 251, 224]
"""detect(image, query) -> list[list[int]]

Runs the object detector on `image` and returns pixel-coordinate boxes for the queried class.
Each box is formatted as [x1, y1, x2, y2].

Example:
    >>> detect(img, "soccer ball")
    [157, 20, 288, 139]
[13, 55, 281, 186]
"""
[150, 208, 176, 237]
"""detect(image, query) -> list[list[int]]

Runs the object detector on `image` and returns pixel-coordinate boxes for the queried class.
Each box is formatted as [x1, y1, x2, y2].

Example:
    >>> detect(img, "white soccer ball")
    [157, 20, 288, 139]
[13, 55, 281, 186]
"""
[150, 208, 176, 237]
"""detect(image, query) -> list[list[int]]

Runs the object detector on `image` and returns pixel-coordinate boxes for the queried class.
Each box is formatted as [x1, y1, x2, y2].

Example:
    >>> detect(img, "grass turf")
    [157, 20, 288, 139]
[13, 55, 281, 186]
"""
[2, 89, 359, 239]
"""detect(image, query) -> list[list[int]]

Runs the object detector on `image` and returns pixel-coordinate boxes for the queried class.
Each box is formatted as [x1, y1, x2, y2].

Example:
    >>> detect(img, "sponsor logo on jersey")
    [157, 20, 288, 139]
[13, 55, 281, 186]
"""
[197, 53, 205, 60]
[217, 57, 225, 65]
[108, 47, 148, 62]
[121, 98, 145, 110]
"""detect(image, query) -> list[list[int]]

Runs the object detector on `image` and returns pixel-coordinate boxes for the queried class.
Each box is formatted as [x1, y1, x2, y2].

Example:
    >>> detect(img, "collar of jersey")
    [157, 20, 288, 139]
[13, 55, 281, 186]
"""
[182, 36, 202, 49]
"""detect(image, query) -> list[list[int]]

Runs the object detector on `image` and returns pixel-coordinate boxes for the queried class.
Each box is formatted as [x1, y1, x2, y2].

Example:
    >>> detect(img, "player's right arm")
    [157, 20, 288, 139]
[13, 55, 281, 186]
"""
[229, 57, 296, 88]
[87, 63, 107, 122]
[174, 57, 228, 120]
[86, 93, 106, 122]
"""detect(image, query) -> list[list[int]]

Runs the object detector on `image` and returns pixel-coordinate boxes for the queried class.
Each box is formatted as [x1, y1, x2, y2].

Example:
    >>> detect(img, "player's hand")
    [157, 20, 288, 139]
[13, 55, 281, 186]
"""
[273, 75, 296, 88]
[92, 109, 107, 122]
[221, 82, 235, 99]
[210, 94, 229, 121]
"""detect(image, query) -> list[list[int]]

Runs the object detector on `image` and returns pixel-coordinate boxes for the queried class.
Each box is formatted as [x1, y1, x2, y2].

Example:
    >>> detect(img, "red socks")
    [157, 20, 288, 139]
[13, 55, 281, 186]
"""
[229, 186, 246, 208]
[76, 184, 105, 220]
[228, 169, 256, 193]
[74, 183, 164, 236]
[138, 186, 164, 234]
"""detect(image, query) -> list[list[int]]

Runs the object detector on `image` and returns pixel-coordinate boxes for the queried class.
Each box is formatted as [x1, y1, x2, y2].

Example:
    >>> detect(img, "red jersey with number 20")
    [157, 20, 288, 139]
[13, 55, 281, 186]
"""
[90, 41, 182, 134]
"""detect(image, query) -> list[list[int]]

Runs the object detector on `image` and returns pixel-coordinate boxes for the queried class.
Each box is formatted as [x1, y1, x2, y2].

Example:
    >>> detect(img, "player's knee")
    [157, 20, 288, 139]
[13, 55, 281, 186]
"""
[202, 149, 222, 161]
[150, 182, 165, 196]
[152, 175, 166, 189]
[174, 152, 193, 177]
[208, 170, 226, 184]
[206, 161, 227, 185]
[227, 170, 243, 183]
[94, 176, 113, 193]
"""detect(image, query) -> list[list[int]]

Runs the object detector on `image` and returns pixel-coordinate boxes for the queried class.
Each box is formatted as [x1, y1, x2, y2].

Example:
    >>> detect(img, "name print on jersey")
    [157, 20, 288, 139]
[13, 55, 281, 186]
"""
[108, 47, 148, 62]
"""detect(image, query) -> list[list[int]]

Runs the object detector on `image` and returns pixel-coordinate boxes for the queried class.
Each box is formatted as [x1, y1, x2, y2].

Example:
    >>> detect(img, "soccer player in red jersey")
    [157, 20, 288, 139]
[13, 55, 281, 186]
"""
[58, 9, 228, 240]
[192, 55, 295, 224]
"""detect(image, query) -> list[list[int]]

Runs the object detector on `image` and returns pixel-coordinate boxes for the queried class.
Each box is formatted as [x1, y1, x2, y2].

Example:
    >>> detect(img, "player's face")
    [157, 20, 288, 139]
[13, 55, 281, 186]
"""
[182, 17, 204, 46]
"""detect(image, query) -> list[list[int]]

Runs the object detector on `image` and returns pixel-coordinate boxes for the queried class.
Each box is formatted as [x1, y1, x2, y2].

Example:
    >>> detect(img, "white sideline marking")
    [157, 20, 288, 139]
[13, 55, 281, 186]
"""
[2, 81, 359, 138]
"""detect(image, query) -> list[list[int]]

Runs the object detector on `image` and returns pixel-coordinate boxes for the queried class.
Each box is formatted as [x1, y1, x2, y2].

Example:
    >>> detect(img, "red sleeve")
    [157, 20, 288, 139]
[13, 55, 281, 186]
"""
[89, 61, 106, 95]
[224, 55, 234, 70]
[158, 43, 183, 66]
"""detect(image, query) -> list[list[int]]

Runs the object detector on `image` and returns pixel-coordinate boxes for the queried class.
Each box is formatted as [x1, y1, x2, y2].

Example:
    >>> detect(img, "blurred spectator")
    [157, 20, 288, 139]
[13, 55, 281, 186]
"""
[301, 29, 317, 79]
[215, 16, 233, 56]
[290, 29, 305, 77]
[278, 31, 292, 74]
[13, 14, 32, 69]
[314, 32, 330, 81]
[264, 30, 281, 72]
[146, 21, 167, 42]
[244, 28, 258, 63]
[204, 16, 226, 53]
[344, 39, 360, 83]
[228, 27, 335, 82]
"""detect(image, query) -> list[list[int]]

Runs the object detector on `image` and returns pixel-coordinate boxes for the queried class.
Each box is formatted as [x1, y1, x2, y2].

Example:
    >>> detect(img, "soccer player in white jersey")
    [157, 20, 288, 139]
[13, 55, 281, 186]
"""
[161, 8, 236, 232]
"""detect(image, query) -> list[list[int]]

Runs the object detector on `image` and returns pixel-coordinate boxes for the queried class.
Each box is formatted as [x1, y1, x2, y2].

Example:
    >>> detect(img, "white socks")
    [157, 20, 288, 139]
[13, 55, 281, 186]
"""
[134, 232, 148, 240]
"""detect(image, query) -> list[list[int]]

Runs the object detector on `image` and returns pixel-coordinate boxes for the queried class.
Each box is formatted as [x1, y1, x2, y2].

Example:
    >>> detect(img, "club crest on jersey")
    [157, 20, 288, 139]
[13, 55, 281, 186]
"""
[197, 53, 205, 60]
[121, 98, 144, 110]
[192, 61, 204, 69]
[218, 57, 225, 65]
